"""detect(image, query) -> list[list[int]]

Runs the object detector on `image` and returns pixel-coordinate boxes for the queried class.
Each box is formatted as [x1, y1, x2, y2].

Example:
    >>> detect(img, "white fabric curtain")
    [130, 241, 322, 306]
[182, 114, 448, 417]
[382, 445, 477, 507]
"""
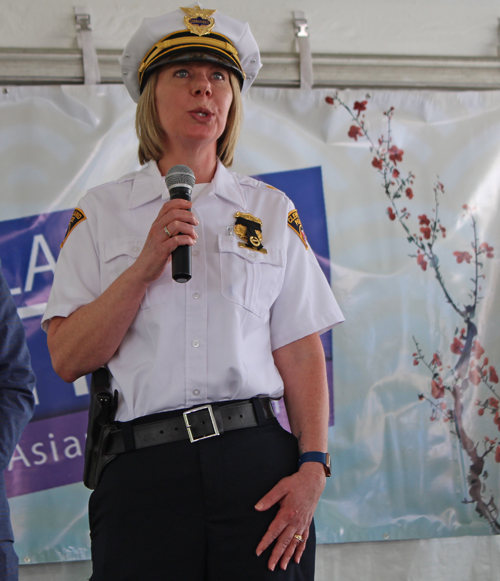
[0, 85, 499, 563]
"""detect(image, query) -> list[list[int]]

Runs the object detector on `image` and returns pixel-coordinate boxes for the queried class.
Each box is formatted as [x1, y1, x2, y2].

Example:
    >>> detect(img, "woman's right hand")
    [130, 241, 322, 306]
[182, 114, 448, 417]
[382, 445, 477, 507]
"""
[133, 198, 199, 284]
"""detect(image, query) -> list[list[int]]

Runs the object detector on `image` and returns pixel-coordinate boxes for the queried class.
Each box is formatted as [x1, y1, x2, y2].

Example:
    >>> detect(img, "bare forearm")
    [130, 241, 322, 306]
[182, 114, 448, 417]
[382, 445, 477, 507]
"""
[273, 332, 329, 454]
[47, 263, 149, 382]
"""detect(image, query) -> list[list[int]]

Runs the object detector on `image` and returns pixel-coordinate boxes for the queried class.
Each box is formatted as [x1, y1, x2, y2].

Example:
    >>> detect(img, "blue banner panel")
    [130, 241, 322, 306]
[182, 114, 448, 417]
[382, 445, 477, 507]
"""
[255, 166, 334, 425]
[5, 411, 86, 498]
[0, 210, 91, 422]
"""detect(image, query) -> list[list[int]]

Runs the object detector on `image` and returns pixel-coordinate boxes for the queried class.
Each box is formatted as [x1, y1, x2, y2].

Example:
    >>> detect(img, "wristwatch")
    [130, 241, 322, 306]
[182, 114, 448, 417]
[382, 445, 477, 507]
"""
[298, 452, 331, 477]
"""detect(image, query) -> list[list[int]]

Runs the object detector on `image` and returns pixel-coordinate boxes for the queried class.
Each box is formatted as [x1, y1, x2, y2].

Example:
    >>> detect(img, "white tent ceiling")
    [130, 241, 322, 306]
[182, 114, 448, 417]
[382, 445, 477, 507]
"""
[1, 0, 500, 89]
[1, 0, 498, 56]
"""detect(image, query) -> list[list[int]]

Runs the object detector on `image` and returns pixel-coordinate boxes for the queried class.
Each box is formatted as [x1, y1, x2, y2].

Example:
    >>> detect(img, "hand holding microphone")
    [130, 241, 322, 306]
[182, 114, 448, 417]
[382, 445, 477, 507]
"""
[165, 165, 196, 283]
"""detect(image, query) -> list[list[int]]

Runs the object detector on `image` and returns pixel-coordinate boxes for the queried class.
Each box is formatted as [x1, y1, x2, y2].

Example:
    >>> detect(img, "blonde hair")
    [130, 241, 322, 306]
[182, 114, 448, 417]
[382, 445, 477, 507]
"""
[135, 67, 243, 167]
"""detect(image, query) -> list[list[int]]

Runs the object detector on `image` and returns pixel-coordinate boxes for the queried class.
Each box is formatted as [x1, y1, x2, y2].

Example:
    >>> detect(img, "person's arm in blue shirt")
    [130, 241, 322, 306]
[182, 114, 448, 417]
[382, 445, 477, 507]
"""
[0, 266, 35, 474]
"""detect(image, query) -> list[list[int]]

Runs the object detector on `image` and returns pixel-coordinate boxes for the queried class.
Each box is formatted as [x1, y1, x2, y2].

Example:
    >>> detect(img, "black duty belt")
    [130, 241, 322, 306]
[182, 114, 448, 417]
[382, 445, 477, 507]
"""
[106, 397, 276, 454]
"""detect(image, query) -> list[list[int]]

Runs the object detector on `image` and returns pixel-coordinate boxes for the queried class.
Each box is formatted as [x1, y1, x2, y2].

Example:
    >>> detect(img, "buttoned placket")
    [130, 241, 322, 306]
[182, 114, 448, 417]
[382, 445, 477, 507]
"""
[184, 205, 208, 406]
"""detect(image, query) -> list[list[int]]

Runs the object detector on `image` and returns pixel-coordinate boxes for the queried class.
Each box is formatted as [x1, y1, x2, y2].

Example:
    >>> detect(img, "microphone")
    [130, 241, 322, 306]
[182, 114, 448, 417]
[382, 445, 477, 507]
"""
[165, 165, 196, 283]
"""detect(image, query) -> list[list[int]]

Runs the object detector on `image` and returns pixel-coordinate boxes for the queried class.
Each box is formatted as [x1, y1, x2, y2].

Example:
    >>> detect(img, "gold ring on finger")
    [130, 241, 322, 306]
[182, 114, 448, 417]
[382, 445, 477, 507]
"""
[164, 226, 172, 237]
[293, 534, 304, 543]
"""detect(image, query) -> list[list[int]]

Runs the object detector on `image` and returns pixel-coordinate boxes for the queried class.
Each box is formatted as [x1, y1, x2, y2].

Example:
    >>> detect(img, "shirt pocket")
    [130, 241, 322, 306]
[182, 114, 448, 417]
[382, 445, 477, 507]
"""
[218, 235, 284, 318]
[100, 238, 145, 292]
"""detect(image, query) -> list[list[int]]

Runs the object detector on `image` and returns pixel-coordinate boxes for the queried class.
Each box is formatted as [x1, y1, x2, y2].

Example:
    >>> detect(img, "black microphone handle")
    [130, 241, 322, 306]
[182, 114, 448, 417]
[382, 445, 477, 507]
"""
[170, 186, 192, 283]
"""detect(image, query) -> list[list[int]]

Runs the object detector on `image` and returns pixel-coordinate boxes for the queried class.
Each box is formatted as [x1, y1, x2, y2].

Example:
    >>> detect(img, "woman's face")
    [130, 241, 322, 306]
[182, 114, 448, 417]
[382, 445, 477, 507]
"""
[155, 61, 234, 152]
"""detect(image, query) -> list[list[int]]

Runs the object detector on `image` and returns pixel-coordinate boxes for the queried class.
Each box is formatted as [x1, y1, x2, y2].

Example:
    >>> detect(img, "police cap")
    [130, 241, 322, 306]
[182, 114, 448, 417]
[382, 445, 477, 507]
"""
[120, 3, 262, 102]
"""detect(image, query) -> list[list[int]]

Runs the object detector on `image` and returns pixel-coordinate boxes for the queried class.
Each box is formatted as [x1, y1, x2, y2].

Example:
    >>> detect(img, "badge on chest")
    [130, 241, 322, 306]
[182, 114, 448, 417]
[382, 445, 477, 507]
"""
[233, 212, 267, 254]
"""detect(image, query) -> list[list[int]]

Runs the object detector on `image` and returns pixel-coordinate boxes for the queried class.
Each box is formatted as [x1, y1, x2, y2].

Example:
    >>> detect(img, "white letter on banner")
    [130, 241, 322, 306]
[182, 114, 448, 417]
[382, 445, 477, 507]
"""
[24, 234, 56, 292]
[32, 443, 48, 465]
[8, 445, 31, 470]
[48, 433, 59, 462]
[64, 436, 83, 459]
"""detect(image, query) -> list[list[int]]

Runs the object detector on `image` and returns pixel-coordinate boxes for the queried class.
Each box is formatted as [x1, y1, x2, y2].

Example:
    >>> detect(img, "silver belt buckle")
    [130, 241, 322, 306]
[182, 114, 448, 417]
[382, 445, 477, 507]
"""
[183, 404, 220, 443]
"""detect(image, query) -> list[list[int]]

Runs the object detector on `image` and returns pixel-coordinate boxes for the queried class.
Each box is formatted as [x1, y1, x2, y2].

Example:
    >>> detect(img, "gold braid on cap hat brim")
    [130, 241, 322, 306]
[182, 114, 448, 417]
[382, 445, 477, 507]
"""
[138, 30, 245, 89]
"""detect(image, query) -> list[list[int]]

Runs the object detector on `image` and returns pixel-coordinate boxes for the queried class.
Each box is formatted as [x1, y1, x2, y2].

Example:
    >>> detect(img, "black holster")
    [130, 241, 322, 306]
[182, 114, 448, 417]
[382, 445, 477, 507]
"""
[83, 367, 118, 490]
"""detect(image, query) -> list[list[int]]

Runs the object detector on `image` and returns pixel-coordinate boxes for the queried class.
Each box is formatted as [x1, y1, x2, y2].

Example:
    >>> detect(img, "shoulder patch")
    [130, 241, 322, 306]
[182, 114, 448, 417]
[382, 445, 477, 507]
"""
[287, 209, 309, 250]
[60, 208, 87, 248]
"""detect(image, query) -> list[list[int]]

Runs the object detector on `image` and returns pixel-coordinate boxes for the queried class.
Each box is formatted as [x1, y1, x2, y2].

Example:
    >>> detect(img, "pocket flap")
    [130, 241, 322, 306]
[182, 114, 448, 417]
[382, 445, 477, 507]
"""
[218, 235, 283, 267]
[101, 238, 145, 263]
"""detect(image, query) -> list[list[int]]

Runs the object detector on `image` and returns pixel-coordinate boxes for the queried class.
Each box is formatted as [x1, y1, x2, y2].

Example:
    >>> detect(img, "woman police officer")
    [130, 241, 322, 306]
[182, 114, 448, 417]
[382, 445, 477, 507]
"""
[42, 5, 343, 580]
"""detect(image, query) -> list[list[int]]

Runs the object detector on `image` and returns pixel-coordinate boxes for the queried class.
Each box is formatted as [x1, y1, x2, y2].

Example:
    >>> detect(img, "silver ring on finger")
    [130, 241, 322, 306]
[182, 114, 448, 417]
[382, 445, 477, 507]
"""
[163, 225, 172, 237]
[293, 534, 304, 543]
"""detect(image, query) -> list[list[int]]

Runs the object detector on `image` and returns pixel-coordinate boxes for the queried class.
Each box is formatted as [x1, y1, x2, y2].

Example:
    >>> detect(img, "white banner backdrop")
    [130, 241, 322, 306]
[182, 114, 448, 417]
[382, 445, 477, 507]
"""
[0, 84, 498, 563]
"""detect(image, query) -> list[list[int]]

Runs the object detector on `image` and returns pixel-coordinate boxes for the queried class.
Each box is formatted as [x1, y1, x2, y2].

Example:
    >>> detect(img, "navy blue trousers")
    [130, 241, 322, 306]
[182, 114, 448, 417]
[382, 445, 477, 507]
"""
[89, 418, 315, 580]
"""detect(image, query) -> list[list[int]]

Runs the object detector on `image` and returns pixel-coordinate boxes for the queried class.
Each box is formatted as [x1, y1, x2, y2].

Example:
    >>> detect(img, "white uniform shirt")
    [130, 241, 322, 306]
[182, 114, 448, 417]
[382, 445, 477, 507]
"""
[42, 161, 344, 421]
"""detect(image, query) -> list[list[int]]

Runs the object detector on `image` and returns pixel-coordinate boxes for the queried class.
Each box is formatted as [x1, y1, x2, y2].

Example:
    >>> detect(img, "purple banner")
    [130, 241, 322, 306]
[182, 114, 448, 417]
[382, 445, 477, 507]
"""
[4, 411, 87, 498]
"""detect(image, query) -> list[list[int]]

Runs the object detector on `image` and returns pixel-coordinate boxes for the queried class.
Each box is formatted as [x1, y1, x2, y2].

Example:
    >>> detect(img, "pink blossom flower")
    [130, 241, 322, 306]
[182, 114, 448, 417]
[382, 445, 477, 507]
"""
[472, 340, 485, 360]
[450, 337, 464, 355]
[353, 100, 368, 113]
[479, 242, 494, 258]
[405, 188, 413, 199]
[431, 378, 445, 399]
[348, 125, 363, 141]
[453, 251, 472, 264]
[469, 368, 482, 386]
[420, 226, 431, 240]
[388, 145, 404, 165]
[372, 157, 383, 170]
[416, 253, 427, 271]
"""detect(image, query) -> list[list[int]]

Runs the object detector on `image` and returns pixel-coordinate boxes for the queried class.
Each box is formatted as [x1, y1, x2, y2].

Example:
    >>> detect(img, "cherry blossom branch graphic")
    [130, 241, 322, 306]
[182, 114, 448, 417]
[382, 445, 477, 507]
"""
[326, 94, 499, 533]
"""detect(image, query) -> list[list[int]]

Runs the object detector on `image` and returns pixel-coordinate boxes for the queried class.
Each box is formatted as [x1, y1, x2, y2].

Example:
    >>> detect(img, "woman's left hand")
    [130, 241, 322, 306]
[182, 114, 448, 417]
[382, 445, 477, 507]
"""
[254, 462, 326, 571]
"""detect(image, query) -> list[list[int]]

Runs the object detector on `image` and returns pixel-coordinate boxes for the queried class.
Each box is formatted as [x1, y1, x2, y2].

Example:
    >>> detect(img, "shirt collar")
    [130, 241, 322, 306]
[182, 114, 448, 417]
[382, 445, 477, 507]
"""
[211, 160, 246, 210]
[128, 159, 246, 210]
[128, 161, 166, 209]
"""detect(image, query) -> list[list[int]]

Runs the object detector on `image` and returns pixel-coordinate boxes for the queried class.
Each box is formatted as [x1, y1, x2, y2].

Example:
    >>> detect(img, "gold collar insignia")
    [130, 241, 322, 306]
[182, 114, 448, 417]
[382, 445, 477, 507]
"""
[181, 6, 217, 36]
[234, 212, 267, 254]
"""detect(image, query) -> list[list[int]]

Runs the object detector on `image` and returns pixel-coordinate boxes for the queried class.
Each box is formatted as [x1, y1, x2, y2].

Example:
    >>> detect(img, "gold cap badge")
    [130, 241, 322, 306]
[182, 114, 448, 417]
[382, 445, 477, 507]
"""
[181, 6, 216, 36]
[234, 212, 267, 254]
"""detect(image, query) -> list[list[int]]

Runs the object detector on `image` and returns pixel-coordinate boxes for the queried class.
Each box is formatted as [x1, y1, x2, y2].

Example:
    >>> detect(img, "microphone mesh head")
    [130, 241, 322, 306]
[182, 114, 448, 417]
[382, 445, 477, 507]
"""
[165, 165, 196, 191]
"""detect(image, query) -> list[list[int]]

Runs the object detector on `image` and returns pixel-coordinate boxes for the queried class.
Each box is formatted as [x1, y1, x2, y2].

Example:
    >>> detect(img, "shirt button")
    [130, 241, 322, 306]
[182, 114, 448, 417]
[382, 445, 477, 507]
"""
[193, 250, 199, 256]
[193, 293, 200, 300]
[193, 389, 200, 396]
[192, 340, 200, 348]
[132, 246, 139, 254]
